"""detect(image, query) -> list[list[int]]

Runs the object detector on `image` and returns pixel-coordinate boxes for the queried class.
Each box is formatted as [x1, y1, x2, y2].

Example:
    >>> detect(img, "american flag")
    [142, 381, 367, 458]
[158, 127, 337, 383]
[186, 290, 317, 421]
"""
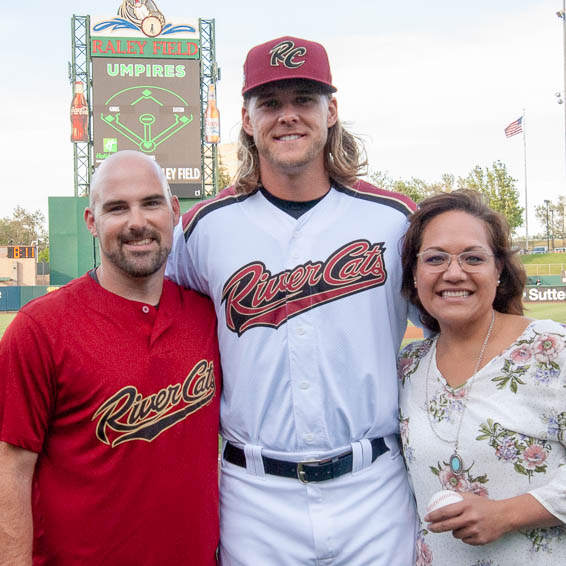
[504, 116, 523, 138]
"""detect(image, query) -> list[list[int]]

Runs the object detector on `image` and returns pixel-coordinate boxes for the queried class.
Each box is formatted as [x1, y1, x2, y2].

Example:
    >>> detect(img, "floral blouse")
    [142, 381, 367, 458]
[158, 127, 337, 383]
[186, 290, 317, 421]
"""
[398, 319, 566, 566]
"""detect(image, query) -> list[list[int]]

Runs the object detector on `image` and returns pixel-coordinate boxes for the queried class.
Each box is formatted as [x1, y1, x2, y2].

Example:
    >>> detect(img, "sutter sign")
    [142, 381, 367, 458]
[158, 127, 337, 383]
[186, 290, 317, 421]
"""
[523, 286, 566, 302]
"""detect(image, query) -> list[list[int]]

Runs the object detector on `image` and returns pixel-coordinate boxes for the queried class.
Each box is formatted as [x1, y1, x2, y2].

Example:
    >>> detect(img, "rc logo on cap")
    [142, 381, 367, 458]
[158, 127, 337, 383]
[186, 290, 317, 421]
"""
[269, 40, 306, 69]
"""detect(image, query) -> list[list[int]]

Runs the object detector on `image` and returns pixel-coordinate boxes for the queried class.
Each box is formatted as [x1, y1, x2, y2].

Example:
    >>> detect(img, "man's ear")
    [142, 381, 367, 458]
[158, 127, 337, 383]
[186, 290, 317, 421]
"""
[171, 196, 180, 225]
[327, 97, 338, 128]
[84, 208, 98, 238]
[242, 105, 254, 136]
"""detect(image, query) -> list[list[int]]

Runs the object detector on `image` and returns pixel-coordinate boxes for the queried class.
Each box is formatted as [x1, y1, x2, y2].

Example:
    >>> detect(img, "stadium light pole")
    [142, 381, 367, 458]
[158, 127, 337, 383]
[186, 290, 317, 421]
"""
[552, 206, 555, 250]
[545, 199, 551, 250]
[557, 2, 566, 189]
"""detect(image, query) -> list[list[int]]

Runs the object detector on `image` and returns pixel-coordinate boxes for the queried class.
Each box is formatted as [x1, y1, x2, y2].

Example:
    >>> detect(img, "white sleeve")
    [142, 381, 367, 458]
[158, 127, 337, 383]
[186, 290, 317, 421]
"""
[527, 326, 566, 524]
[528, 381, 566, 523]
[529, 456, 566, 524]
[165, 219, 209, 296]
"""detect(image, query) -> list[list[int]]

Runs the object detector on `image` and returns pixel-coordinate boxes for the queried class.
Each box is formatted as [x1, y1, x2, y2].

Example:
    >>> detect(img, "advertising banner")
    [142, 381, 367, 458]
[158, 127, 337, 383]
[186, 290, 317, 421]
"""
[523, 286, 566, 302]
[91, 6, 202, 198]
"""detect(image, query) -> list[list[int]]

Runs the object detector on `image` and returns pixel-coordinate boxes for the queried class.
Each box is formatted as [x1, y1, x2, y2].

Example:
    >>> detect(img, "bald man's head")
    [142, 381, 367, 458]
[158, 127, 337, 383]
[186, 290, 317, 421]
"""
[84, 150, 180, 282]
[89, 151, 172, 211]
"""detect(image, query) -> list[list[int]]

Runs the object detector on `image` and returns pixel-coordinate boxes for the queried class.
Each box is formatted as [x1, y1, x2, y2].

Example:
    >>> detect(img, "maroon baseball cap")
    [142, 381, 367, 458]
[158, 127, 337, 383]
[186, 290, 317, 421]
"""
[242, 36, 337, 95]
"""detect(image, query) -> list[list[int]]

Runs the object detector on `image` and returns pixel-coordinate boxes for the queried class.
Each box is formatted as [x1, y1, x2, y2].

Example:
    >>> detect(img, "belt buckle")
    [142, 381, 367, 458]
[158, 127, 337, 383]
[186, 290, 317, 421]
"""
[297, 459, 319, 484]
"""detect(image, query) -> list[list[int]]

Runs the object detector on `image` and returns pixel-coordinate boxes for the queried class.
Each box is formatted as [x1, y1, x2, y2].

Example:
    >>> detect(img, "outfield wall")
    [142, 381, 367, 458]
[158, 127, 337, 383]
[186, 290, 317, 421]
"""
[526, 275, 564, 286]
[0, 286, 60, 311]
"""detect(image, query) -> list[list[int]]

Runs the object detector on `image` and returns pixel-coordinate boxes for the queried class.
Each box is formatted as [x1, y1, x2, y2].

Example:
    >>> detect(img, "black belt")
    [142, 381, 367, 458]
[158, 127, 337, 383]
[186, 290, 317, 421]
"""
[223, 438, 389, 483]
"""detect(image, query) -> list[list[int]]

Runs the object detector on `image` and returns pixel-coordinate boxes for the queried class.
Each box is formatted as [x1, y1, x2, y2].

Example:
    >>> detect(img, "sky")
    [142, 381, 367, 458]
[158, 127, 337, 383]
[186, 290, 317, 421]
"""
[1, 0, 565, 236]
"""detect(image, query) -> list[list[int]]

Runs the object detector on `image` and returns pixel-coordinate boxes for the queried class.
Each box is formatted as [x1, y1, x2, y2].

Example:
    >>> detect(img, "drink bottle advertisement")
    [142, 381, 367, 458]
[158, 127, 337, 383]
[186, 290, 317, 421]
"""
[204, 84, 220, 143]
[90, 6, 203, 198]
[71, 81, 89, 143]
[205, 83, 220, 144]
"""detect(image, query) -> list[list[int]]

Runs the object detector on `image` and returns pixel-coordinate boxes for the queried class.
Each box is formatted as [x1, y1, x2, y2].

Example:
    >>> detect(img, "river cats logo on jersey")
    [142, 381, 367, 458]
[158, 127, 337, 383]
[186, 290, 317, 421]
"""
[222, 239, 387, 336]
[93, 359, 216, 447]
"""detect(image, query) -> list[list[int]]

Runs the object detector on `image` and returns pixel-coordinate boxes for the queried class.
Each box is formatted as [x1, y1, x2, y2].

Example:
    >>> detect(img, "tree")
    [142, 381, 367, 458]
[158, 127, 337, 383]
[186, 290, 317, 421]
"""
[458, 161, 523, 232]
[534, 195, 566, 240]
[38, 247, 50, 263]
[0, 206, 48, 246]
[369, 171, 441, 203]
[369, 161, 523, 233]
[369, 170, 393, 191]
[218, 160, 232, 192]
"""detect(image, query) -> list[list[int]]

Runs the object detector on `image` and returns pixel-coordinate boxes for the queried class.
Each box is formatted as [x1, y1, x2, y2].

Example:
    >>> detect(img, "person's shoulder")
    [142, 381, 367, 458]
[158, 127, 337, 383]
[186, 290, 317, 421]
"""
[163, 278, 215, 314]
[19, 274, 90, 317]
[5, 276, 92, 340]
[335, 179, 417, 216]
[181, 185, 259, 240]
[398, 336, 436, 386]
[398, 336, 435, 360]
[528, 318, 566, 336]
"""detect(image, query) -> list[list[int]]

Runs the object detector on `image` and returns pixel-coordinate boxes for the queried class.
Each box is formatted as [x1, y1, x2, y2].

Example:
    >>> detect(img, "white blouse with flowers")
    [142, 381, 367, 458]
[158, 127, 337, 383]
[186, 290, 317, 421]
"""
[398, 319, 566, 566]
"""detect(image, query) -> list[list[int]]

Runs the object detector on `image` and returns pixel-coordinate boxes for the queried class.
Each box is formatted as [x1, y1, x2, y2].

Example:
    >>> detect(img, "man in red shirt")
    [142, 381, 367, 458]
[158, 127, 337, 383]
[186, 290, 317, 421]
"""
[0, 151, 221, 565]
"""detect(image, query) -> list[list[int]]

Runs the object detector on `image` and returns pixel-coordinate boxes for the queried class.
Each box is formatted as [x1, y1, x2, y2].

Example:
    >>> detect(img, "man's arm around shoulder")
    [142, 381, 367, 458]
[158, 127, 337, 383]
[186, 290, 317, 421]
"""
[0, 441, 37, 566]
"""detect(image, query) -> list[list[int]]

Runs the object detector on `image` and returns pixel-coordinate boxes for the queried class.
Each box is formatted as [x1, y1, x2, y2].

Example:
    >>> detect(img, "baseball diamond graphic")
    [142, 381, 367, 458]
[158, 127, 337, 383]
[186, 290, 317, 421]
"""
[100, 85, 194, 152]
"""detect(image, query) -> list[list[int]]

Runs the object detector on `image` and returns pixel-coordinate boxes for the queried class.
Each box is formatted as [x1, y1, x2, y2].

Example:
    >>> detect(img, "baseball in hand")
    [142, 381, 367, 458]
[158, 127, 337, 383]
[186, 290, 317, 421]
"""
[426, 490, 464, 514]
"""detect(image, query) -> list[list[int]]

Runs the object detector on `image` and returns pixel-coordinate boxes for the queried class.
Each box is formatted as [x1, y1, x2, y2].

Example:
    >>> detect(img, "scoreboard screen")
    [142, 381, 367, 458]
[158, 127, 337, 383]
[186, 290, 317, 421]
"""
[8, 246, 36, 259]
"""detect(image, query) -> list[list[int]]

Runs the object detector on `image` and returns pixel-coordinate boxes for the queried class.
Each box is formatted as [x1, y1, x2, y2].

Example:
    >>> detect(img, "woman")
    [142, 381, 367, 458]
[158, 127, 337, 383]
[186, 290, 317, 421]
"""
[398, 190, 566, 565]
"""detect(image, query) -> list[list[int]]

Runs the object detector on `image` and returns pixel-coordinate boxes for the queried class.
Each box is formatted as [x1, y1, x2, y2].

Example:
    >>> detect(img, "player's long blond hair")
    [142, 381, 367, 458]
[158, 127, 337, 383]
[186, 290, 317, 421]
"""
[233, 94, 367, 194]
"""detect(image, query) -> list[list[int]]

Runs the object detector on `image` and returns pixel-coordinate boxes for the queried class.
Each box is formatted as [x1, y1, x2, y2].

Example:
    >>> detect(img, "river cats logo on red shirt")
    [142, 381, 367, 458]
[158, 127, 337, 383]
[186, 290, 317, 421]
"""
[93, 359, 216, 447]
[222, 239, 387, 336]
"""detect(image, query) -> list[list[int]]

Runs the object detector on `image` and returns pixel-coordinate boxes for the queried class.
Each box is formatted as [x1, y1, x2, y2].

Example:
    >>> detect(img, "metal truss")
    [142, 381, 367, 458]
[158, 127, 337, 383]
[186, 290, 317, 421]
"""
[70, 15, 93, 198]
[199, 19, 219, 198]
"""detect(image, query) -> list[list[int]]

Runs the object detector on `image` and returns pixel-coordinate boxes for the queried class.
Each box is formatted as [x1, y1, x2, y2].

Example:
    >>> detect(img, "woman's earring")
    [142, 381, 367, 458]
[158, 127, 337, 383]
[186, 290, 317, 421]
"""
[497, 279, 501, 286]
[413, 279, 417, 288]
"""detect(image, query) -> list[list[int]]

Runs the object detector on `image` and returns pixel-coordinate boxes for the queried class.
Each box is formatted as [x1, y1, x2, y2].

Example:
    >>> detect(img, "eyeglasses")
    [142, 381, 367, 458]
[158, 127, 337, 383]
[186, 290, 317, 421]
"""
[417, 250, 494, 273]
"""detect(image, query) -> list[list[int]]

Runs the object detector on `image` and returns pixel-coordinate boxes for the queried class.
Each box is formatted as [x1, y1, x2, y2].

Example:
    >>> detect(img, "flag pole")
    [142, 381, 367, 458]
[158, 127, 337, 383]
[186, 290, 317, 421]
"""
[523, 110, 529, 252]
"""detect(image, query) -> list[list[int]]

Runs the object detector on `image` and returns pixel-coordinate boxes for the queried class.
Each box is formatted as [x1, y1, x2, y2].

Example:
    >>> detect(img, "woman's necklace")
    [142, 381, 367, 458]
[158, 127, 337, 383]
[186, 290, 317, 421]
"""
[425, 309, 495, 475]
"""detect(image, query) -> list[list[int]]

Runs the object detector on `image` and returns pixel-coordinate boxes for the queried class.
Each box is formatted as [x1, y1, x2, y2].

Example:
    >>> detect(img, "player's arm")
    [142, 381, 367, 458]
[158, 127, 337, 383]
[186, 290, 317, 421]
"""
[166, 218, 210, 295]
[0, 441, 37, 566]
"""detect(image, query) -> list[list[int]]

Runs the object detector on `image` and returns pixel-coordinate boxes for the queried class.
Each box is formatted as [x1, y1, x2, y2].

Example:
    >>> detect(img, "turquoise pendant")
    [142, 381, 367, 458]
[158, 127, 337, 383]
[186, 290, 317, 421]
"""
[450, 453, 463, 474]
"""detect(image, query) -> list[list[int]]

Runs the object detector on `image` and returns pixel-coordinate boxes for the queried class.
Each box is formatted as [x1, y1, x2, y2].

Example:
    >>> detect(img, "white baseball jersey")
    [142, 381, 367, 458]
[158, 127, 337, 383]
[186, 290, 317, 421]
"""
[167, 180, 416, 458]
[166, 180, 418, 564]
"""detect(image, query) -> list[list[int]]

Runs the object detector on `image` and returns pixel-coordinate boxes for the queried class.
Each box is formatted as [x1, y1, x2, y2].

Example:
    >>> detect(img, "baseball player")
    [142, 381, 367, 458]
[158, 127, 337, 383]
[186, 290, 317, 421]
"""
[0, 151, 221, 565]
[167, 37, 418, 565]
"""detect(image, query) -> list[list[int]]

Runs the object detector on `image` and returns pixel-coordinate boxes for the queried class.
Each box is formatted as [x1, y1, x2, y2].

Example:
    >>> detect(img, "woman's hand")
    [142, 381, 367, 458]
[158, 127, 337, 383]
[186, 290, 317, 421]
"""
[424, 492, 561, 546]
[424, 492, 511, 545]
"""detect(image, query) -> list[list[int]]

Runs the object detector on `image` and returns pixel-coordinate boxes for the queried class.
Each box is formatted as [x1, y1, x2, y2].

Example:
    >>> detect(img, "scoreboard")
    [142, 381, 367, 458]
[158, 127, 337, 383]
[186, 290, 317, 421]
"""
[7, 246, 36, 259]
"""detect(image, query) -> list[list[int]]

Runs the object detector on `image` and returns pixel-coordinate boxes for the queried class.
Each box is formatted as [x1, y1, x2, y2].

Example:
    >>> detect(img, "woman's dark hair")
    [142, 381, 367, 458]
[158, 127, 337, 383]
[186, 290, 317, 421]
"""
[401, 189, 526, 332]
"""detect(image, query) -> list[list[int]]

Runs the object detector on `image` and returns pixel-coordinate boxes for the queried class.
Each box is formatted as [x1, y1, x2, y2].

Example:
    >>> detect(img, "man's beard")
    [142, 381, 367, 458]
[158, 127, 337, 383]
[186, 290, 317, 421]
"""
[101, 227, 170, 278]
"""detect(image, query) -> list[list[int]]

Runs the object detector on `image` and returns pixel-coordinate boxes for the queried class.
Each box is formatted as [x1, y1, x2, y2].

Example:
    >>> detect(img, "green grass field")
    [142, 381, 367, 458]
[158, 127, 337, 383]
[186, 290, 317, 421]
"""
[523, 302, 566, 322]
[519, 253, 566, 276]
[519, 253, 566, 265]
[0, 313, 15, 338]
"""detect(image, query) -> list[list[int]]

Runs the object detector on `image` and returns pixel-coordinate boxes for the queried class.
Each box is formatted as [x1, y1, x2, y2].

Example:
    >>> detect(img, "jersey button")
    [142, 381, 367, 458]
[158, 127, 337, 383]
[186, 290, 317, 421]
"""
[142, 305, 150, 314]
[299, 381, 310, 390]
[303, 433, 314, 443]
[296, 327, 305, 336]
